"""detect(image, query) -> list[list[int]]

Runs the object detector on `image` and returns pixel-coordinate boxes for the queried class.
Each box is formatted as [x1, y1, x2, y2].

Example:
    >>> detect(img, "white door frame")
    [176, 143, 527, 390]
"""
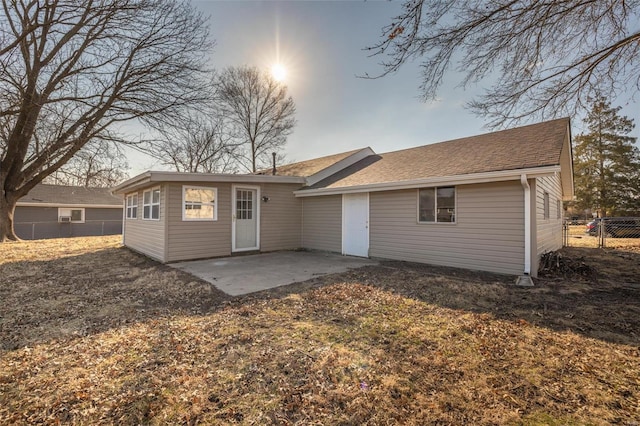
[232, 184, 261, 252]
[342, 192, 369, 257]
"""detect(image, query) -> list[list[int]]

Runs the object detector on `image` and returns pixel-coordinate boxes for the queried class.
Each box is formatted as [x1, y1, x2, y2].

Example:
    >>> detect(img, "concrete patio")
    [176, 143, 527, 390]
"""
[169, 250, 377, 296]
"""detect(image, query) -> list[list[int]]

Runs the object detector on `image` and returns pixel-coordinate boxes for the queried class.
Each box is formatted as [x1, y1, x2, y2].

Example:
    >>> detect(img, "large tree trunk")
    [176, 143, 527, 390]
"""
[0, 191, 19, 242]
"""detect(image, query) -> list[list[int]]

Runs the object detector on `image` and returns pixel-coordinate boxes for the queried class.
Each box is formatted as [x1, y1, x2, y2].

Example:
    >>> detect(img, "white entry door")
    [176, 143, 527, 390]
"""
[233, 185, 259, 252]
[342, 193, 369, 257]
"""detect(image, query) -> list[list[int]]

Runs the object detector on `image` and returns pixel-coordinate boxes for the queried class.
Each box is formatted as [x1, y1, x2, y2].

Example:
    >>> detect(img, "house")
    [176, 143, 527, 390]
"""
[112, 118, 573, 278]
[15, 184, 123, 240]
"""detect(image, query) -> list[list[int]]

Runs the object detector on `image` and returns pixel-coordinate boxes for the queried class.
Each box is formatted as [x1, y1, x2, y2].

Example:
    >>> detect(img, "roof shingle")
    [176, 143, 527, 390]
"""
[269, 149, 364, 178]
[18, 184, 122, 206]
[307, 118, 570, 190]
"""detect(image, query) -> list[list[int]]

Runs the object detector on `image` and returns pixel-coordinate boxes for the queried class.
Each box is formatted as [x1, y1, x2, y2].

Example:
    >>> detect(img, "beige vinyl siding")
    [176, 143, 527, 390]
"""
[369, 181, 525, 275]
[123, 185, 166, 262]
[259, 183, 303, 251]
[535, 174, 563, 257]
[165, 182, 232, 262]
[302, 195, 342, 252]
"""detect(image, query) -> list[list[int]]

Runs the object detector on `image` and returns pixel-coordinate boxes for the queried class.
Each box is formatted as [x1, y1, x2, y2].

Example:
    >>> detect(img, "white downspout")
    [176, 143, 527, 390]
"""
[121, 197, 126, 245]
[520, 174, 531, 276]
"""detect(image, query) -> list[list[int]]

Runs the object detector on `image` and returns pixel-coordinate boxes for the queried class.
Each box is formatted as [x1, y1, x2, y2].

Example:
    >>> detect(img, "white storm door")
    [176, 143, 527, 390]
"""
[232, 185, 260, 252]
[342, 193, 369, 257]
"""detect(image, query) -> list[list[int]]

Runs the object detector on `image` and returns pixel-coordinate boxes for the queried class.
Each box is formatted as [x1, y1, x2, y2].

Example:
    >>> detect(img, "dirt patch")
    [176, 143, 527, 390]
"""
[1, 237, 639, 425]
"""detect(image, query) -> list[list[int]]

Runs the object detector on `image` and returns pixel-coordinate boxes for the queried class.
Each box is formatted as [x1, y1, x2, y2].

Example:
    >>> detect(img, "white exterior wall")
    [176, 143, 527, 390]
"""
[302, 195, 342, 252]
[534, 174, 564, 268]
[123, 185, 167, 262]
[369, 181, 525, 276]
[259, 183, 303, 252]
[165, 182, 232, 262]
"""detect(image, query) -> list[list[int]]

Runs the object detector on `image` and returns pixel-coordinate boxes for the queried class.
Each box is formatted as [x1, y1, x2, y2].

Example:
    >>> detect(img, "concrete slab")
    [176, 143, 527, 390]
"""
[169, 251, 378, 296]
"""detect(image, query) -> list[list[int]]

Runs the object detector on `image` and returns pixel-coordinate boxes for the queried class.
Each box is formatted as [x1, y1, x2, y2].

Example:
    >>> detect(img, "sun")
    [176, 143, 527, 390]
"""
[271, 63, 287, 82]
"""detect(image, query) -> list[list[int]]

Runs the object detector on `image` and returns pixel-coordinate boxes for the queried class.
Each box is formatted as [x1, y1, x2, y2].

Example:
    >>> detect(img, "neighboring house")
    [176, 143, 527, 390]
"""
[112, 118, 573, 278]
[15, 184, 123, 240]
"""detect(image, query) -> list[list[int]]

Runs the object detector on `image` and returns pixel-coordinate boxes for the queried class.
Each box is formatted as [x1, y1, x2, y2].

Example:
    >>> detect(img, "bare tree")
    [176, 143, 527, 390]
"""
[0, 0, 212, 241]
[215, 66, 296, 173]
[367, 0, 640, 127]
[44, 140, 129, 188]
[146, 109, 239, 173]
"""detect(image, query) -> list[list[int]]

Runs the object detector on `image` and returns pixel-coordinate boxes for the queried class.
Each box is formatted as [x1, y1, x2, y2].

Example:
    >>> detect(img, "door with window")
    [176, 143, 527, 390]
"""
[232, 185, 259, 252]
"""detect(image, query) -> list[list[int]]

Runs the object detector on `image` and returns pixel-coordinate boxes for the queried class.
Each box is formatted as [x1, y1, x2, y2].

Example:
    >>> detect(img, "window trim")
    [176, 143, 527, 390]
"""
[182, 185, 218, 221]
[417, 186, 457, 224]
[543, 191, 550, 220]
[556, 199, 562, 220]
[58, 207, 85, 223]
[126, 193, 138, 219]
[142, 187, 161, 221]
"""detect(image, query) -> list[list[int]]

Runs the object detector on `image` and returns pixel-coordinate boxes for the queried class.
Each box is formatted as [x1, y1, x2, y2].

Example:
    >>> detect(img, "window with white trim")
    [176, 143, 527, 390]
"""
[58, 207, 84, 223]
[126, 193, 138, 219]
[556, 199, 562, 220]
[183, 186, 217, 221]
[418, 187, 456, 223]
[143, 187, 160, 220]
[543, 192, 550, 219]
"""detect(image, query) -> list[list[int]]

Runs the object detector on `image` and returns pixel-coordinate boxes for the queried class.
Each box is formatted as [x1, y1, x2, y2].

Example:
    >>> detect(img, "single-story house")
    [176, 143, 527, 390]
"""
[15, 184, 123, 240]
[112, 118, 573, 278]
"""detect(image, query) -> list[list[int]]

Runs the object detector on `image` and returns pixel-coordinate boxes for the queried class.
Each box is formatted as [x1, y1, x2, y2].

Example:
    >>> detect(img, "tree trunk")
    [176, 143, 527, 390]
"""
[0, 191, 19, 242]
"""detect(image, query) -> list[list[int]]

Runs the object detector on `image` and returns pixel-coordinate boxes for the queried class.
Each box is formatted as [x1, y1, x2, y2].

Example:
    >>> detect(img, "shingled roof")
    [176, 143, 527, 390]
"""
[18, 184, 122, 206]
[306, 118, 571, 190]
[269, 149, 364, 178]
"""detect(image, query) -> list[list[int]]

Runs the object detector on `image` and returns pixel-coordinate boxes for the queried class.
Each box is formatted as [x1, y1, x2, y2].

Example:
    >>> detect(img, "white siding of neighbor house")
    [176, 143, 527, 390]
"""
[123, 185, 166, 262]
[369, 181, 525, 276]
[534, 174, 563, 258]
[302, 195, 342, 252]
[165, 182, 232, 262]
[259, 183, 303, 252]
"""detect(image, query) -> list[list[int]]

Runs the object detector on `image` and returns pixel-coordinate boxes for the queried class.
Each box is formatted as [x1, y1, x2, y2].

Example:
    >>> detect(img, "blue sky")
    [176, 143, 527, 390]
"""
[127, 0, 639, 175]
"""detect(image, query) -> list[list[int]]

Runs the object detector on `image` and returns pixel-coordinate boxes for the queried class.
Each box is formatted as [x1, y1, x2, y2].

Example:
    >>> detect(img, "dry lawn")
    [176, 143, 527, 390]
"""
[1, 236, 639, 425]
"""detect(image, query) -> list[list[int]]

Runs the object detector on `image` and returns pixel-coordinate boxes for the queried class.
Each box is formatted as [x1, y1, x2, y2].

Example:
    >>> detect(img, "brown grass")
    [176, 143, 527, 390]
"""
[1, 236, 639, 425]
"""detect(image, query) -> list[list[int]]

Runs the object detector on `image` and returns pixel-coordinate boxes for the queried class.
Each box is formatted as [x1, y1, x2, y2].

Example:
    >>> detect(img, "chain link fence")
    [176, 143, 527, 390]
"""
[563, 217, 640, 250]
[14, 220, 122, 240]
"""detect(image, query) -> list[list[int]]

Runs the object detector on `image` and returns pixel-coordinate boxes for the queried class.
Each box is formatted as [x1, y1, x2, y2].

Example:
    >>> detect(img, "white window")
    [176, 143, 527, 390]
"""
[126, 193, 138, 219]
[143, 187, 160, 220]
[556, 199, 562, 220]
[58, 207, 84, 223]
[183, 186, 217, 221]
[418, 187, 456, 223]
[543, 192, 550, 219]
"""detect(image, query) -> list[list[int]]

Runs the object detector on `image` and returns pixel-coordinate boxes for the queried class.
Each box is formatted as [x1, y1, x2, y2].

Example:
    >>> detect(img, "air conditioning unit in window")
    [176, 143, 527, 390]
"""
[59, 216, 72, 223]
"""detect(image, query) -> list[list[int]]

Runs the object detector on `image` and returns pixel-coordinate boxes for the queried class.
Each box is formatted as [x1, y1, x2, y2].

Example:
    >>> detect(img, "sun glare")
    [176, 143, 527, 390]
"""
[271, 63, 287, 82]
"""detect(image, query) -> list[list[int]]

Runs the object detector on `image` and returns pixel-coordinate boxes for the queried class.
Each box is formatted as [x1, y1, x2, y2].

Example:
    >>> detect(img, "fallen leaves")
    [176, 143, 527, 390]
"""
[1, 237, 639, 424]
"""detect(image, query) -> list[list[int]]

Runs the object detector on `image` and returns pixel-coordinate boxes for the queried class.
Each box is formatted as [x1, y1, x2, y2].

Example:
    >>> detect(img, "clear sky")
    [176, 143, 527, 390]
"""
[126, 0, 639, 175]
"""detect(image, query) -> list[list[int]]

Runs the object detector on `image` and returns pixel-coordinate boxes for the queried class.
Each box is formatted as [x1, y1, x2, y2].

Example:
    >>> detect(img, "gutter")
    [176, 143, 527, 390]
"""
[294, 165, 561, 197]
[112, 171, 305, 195]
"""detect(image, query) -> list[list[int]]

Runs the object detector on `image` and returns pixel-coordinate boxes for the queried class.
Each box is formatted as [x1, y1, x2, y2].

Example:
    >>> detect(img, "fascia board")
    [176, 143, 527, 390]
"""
[561, 122, 575, 201]
[112, 171, 305, 194]
[294, 165, 561, 197]
[112, 172, 152, 194]
[16, 202, 122, 208]
[306, 147, 376, 186]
